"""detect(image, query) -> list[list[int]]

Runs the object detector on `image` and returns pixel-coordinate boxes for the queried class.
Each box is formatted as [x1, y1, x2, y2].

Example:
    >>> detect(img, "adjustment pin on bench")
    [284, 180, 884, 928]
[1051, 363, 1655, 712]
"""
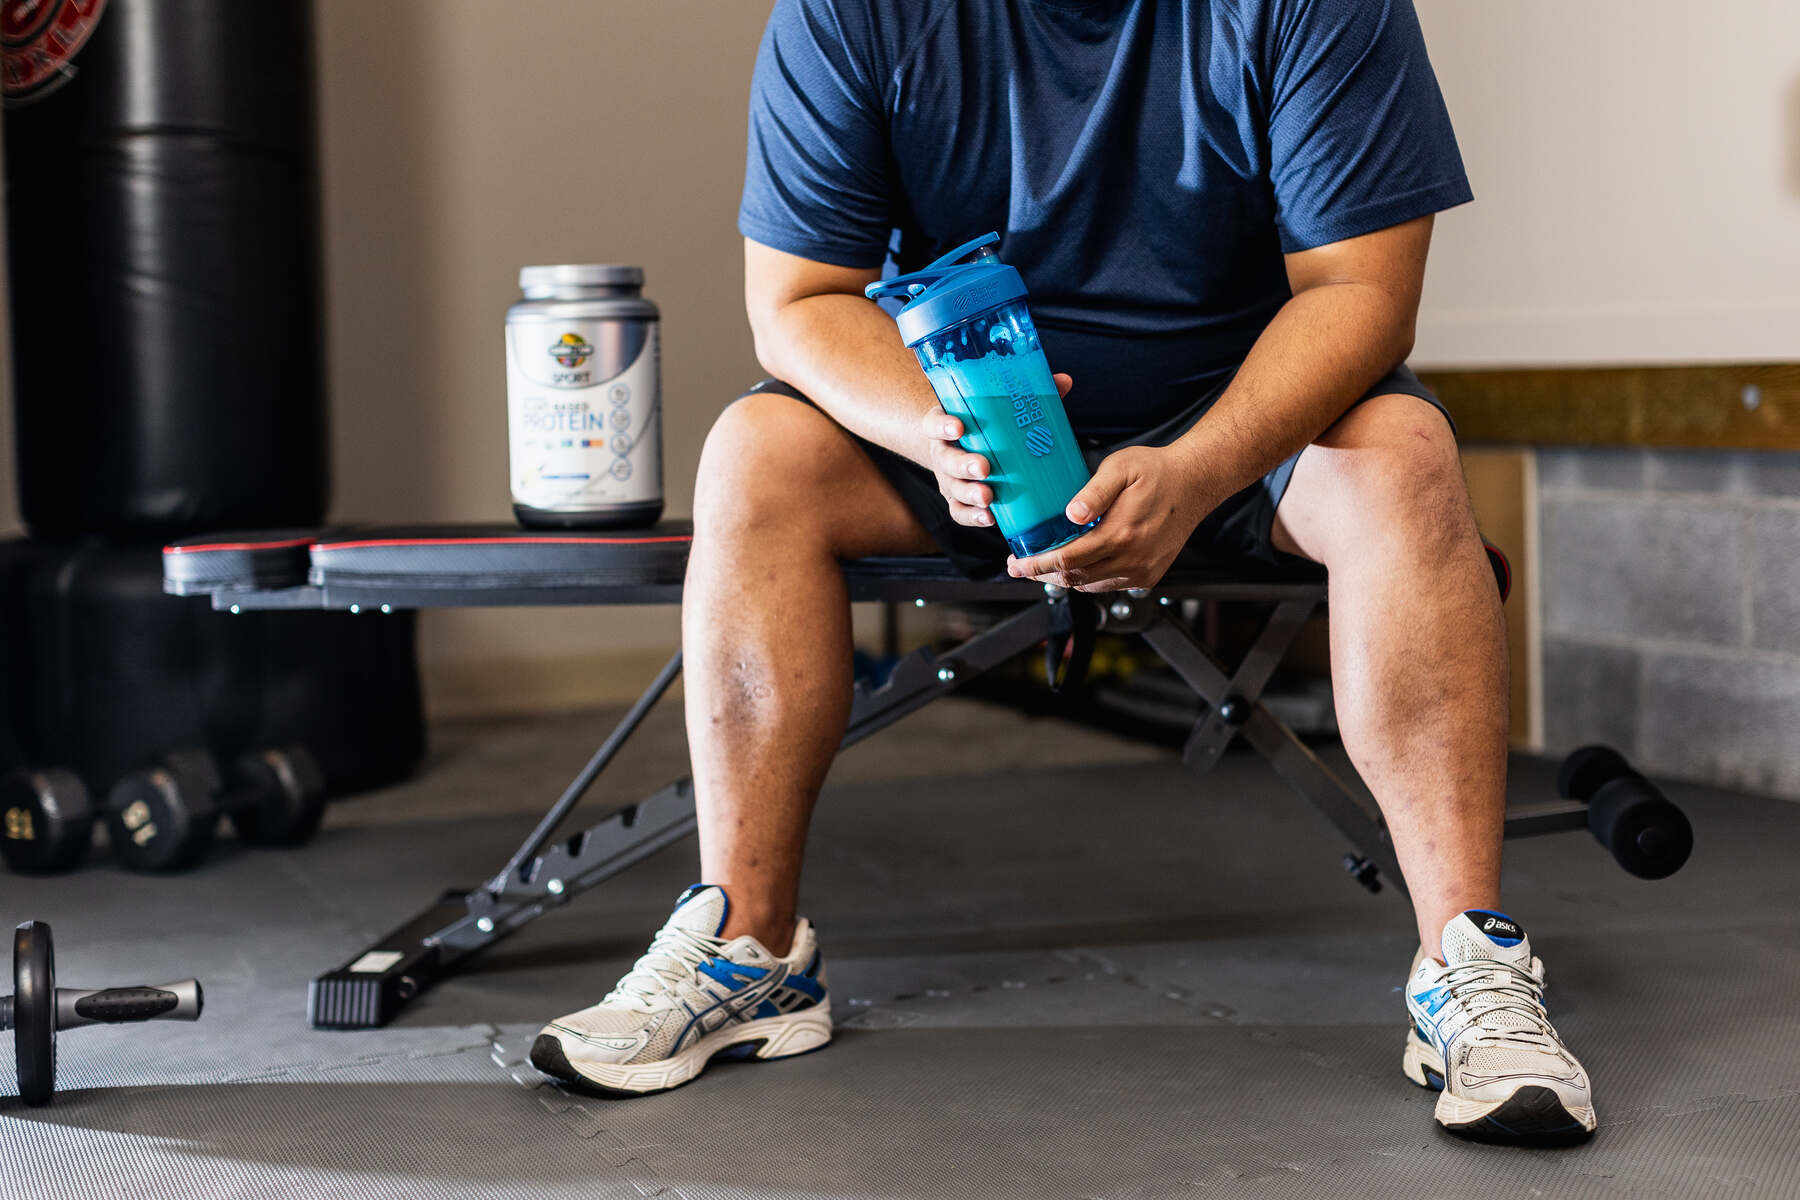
[1342, 854, 1383, 893]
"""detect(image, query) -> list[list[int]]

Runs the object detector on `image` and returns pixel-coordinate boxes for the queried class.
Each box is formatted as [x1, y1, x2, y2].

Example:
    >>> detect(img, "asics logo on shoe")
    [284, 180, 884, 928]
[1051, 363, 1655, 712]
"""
[1481, 917, 1520, 938]
[673, 961, 791, 1052]
[1412, 984, 1454, 1017]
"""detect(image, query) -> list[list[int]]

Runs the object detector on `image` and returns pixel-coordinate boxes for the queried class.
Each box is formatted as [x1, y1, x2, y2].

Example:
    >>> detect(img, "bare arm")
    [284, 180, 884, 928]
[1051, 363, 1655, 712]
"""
[745, 237, 1068, 529]
[1163, 214, 1433, 501]
[1010, 214, 1435, 589]
[742, 239, 929, 461]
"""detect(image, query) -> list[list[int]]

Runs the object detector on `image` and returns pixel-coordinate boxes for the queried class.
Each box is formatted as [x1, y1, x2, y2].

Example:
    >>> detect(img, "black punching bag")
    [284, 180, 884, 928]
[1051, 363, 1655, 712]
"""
[4, 0, 327, 540]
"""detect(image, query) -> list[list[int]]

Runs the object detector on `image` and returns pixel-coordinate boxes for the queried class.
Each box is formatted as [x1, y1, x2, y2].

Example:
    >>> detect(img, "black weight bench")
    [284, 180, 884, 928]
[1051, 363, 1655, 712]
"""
[163, 522, 1686, 1029]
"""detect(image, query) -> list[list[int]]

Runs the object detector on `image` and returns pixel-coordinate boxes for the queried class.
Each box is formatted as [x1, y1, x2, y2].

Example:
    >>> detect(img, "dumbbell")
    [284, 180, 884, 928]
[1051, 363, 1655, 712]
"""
[1, 769, 96, 874]
[2, 921, 202, 1106]
[105, 746, 328, 872]
[1557, 745, 1694, 880]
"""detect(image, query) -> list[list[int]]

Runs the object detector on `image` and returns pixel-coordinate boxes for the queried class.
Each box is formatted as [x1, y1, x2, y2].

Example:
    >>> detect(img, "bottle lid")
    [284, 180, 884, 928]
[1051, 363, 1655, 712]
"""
[864, 233, 1027, 347]
[519, 264, 644, 294]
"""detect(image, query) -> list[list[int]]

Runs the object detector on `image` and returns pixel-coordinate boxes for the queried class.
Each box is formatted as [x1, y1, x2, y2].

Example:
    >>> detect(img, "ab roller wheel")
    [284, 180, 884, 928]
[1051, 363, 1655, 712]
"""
[3, 921, 203, 1107]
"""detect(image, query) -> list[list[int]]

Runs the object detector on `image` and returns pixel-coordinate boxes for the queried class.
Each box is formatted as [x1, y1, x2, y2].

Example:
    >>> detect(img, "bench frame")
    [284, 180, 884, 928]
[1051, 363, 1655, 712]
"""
[271, 569, 1592, 1030]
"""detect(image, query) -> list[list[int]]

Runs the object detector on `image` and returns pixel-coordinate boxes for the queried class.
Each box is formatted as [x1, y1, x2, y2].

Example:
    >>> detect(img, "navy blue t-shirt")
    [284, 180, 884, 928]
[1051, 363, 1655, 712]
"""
[738, 0, 1471, 435]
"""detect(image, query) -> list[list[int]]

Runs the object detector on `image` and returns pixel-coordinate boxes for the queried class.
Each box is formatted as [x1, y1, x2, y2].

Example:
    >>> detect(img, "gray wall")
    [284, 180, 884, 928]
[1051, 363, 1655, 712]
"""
[1539, 448, 1800, 798]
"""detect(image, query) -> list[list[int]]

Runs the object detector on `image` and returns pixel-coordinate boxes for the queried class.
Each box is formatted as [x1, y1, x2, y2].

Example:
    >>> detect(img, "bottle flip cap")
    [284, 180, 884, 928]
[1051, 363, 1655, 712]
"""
[864, 233, 1029, 347]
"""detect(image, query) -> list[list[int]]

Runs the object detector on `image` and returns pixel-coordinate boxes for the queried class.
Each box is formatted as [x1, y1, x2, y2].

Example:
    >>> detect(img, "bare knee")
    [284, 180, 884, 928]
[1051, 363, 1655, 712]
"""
[1279, 394, 1476, 566]
[693, 391, 846, 533]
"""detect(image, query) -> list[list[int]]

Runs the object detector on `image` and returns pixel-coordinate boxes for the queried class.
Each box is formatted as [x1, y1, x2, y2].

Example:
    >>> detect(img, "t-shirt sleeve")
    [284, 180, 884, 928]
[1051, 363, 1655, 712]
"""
[1263, 0, 1472, 253]
[737, 0, 892, 269]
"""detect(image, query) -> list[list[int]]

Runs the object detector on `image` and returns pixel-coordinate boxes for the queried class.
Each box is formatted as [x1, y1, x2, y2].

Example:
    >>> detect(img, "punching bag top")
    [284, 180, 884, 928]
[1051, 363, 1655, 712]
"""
[4, 0, 328, 542]
[5, 0, 315, 150]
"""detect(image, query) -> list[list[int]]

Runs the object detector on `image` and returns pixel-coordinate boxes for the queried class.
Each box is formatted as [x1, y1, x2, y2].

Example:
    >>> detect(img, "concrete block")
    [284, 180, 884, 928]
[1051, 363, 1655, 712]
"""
[1536, 447, 1646, 491]
[1645, 450, 1753, 495]
[1540, 497, 1744, 645]
[1746, 452, 1800, 498]
[1641, 652, 1800, 799]
[1750, 509, 1800, 655]
[1540, 638, 1641, 755]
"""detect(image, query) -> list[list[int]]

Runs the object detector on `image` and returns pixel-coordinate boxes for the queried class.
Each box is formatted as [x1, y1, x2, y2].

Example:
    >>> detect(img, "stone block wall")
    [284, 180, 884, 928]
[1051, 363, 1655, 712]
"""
[1538, 448, 1800, 799]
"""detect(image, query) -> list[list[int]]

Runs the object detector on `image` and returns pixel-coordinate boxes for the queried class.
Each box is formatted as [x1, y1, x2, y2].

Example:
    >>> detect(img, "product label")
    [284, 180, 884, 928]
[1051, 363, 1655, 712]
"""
[506, 319, 660, 512]
[2, 0, 108, 104]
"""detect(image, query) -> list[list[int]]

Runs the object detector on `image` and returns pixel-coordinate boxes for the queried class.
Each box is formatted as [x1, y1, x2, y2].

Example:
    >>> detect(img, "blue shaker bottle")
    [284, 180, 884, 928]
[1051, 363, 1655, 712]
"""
[866, 233, 1096, 558]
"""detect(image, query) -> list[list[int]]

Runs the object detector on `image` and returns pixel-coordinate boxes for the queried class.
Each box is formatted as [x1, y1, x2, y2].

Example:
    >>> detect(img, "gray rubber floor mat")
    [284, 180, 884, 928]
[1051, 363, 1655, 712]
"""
[3, 699, 1796, 1198]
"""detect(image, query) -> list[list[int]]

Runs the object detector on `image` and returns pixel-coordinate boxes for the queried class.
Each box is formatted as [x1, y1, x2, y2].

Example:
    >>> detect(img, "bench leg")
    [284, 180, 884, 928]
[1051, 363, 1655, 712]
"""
[310, 601, 1061, 1028]
[1138, 608, 1409, 896]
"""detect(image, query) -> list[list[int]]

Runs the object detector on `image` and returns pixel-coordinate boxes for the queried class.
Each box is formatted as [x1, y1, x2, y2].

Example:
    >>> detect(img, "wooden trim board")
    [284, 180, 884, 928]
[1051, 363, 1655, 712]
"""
[1418, 363, 1800, 449]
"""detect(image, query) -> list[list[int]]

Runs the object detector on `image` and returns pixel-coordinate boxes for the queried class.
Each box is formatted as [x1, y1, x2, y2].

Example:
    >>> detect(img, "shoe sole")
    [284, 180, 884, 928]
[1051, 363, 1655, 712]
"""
[1402, 1030, 1596, 1144]
[531, 1003, 832, 1097]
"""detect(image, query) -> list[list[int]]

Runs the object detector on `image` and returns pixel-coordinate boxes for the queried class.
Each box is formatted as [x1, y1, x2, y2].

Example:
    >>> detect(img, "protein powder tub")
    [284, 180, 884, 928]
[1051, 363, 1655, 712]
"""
[505, 264, 662, 528]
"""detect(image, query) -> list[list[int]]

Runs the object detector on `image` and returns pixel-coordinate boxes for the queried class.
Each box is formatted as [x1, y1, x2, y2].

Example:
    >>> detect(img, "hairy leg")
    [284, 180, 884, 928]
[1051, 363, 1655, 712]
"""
[1271, 394, 1508, 961]
[684, 391, 938, 953]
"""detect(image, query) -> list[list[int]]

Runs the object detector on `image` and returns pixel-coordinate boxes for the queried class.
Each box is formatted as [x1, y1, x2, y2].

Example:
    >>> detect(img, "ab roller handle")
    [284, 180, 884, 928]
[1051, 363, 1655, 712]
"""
[55, 980, 204, 1028]
[5, 921, 203, 1107]
[1, 982, 201, 1031]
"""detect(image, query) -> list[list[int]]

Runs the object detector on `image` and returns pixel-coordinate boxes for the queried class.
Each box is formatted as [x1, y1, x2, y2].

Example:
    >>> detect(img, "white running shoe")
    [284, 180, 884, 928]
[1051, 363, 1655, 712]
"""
[531, 884, 831, 1095]
[1403, 910, 1597, 1142]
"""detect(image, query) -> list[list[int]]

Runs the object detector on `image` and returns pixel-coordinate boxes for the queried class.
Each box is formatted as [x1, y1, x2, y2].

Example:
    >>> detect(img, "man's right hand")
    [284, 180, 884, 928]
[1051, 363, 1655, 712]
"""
[922, 372, 1073, 528]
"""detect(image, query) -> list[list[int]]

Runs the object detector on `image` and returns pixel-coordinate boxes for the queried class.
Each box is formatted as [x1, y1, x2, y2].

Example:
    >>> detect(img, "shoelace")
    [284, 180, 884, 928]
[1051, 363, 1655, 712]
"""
[1437, 957, 1558, 1050]
[605, 924, 728, 1011]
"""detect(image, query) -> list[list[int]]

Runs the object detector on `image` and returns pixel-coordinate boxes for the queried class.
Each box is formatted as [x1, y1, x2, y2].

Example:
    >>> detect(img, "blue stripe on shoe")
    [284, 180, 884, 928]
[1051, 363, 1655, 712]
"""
[781, 971, 826, 1003]
[696, 958, 770, 989]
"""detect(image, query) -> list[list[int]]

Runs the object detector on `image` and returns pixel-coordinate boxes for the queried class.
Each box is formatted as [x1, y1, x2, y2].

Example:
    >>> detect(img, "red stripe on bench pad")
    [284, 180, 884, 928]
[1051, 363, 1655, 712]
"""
[165, 537, 318, 554]
[310, 535, 692, 551]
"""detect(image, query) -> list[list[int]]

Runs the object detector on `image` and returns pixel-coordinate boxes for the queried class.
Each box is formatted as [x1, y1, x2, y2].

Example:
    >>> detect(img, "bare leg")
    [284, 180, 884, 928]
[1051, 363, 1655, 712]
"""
[1271, 394, 1508, 961]
[683, 391, 938, 954]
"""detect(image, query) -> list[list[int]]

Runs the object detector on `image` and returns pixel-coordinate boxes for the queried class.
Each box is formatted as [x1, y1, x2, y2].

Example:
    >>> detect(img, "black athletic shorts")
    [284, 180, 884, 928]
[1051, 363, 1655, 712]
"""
[740, 365, 1450, 580]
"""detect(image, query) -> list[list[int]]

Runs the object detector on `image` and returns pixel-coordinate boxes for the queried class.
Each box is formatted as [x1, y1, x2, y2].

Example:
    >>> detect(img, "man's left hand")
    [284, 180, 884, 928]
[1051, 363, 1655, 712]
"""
[1007, 443, 1220, 592]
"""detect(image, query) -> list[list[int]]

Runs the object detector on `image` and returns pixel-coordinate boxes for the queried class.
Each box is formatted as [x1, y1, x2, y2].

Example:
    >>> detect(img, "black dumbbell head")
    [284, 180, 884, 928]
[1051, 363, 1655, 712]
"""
[1, 769, 94, 875]
[13, 920, 57, 1106]
[105, 767, 218, 872]
[1557, 744, 1633, 802]
[1588, 774, 1695, 880]
[229, 747, 327, 847]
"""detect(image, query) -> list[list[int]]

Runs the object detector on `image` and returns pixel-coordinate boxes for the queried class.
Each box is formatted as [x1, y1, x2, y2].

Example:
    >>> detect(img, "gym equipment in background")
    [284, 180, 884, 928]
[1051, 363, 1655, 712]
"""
[156, 525, 1693, 1029]
[1557, 745, 1694, 879]
[4, 0, 327, 540]
[1, 746, 326, 875]
[867, 233, 1095, 558]
[104, 747, 327, 872]
[2, 921, 203, 1107]
[0, 541, 423, 875]
[0, 770, 93, 875]
[0, 4, 408, 858]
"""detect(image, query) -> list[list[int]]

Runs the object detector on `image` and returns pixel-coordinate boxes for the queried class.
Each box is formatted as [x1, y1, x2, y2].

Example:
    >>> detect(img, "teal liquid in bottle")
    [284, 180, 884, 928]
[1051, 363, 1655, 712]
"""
[867, 234, 1096, 559]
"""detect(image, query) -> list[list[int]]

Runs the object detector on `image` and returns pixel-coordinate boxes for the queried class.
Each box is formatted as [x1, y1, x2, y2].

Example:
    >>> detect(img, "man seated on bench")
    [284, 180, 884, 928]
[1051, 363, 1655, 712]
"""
[531, 0, 1597, 1142]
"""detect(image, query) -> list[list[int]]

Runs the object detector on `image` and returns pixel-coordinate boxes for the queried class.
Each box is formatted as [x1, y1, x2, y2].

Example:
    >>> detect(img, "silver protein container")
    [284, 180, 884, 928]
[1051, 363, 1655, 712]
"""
[506, 264, 662, 528]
